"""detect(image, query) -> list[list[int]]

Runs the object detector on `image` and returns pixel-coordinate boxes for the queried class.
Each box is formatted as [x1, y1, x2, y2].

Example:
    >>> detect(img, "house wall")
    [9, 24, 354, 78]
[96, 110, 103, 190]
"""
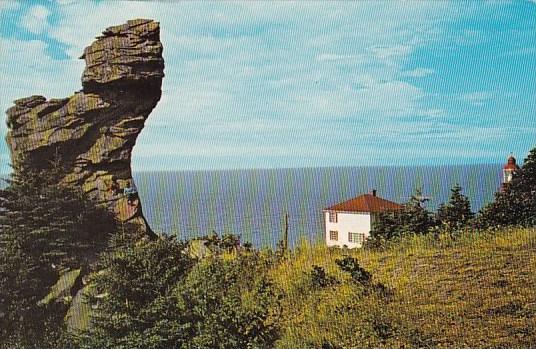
[324, 211, 372, 248]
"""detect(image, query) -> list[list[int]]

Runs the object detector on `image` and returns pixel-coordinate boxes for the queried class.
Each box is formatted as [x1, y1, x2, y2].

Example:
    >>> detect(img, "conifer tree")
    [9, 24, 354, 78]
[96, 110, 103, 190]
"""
[437, 184, 474, 230]
[73, 235, 195, 349]
[367, 188, 436, 247]
[478, 146, 536, 228]
[75, 233, 280, 349]
[0, 158, 117, 348]
[403, 189, 437, 234]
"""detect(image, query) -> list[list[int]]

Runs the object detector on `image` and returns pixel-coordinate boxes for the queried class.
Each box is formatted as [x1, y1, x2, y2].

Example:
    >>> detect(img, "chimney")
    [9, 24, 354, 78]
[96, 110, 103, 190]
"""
[372, 189, 377, 197]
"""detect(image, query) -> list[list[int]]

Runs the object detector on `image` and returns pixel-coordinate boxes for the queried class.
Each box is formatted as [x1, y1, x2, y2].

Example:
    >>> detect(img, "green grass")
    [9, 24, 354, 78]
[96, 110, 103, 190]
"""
[272, 228, 536, 348]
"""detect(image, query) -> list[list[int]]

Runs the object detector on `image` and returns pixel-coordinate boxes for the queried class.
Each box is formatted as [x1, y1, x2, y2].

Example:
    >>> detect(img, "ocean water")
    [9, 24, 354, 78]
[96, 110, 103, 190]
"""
[133, 164, 502, 248]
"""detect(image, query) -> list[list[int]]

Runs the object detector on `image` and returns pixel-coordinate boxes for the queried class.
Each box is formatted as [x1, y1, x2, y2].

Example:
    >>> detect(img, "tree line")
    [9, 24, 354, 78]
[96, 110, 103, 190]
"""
[366, 146, 536, 247]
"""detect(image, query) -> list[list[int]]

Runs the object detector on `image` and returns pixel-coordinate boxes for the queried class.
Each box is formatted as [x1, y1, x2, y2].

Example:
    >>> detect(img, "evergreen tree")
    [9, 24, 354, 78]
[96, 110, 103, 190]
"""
[436, 184, 474, 230]
[367, 189, 436, 247]
[0, 159, 117, 348]
[76, 235, 279, 349]
[402, 189, 437, 234]
[478, 146, 536, 228]
[74, 235, 196, 349]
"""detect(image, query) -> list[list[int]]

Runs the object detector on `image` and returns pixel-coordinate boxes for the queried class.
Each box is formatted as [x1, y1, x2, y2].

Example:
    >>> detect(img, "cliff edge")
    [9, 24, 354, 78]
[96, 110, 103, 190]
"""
[5, 19, 164, 236]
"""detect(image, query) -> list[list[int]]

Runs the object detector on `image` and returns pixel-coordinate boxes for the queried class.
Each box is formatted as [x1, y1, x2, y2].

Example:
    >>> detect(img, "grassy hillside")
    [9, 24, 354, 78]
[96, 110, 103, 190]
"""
[57, 228, 536, 348]
[272, 228, 536, 348]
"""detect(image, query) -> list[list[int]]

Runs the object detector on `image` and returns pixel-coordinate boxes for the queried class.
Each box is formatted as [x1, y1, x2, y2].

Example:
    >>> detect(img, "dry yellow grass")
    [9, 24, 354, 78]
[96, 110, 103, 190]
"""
[271, 228, 536, 348]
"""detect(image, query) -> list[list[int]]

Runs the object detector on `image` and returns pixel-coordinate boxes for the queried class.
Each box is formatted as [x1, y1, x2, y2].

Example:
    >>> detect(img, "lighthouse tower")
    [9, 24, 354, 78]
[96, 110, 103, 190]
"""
[502, 154, 520, 187]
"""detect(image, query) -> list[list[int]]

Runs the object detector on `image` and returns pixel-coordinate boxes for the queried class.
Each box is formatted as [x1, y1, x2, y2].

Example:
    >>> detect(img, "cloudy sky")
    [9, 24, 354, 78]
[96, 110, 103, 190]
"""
[1, 0, 535, 172]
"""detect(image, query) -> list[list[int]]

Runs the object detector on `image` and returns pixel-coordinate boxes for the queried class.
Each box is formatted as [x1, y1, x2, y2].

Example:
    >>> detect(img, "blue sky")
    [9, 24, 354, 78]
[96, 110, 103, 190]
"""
[1, 0, 535, 172]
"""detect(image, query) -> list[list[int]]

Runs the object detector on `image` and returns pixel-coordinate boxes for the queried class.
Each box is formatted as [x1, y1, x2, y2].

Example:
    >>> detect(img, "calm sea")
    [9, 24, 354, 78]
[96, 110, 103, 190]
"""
[133, 164, 502, 248]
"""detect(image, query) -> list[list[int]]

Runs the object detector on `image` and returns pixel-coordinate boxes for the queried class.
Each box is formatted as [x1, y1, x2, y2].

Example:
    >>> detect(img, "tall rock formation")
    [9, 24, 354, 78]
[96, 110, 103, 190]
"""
[5, 19, 164, 236]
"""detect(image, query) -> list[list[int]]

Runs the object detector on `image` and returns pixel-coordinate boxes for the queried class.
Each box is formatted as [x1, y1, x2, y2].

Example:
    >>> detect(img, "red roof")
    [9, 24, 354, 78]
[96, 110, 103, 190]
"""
[324, 193, 402, 213]
[503, 155, 520, 170]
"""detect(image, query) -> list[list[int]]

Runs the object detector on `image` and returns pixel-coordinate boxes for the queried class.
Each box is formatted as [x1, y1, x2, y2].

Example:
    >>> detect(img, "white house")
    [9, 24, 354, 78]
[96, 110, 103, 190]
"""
[323, 190, 402, 248]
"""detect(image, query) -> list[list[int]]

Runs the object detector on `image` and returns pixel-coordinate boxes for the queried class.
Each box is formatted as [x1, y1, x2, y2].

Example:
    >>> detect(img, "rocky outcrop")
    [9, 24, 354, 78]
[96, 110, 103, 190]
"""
[5, 19, 164, 236]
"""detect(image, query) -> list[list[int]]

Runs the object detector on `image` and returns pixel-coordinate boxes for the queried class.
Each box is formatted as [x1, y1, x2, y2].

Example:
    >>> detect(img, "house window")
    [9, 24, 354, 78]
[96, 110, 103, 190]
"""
[329, 211, 337, 223]
[329, 230, 338, 241]
[348, 232, 365, 244]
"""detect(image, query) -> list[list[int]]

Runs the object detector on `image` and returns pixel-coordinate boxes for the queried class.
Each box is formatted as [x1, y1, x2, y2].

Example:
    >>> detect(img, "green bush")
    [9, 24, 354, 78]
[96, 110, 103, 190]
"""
[309, 265, 338, 289]
[335, 256, 372, 285]
[73, 236, 195, 349]
[74, 235, 280, 349]
[174, 251, 280, 349]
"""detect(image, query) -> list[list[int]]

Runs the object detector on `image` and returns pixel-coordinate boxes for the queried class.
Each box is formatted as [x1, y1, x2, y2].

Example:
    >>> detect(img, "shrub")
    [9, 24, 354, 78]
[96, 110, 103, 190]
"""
[73, 236, 195, 349]
[309, 265, 338, 289]
[74, 235, 281, 349]
[175, 251, 280, 349]
[335, 256, 372, 285]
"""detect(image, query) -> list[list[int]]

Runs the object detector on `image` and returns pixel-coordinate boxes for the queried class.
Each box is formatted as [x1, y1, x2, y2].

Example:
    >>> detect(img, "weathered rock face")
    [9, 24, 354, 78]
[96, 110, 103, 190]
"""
[5, 19, 164, 236]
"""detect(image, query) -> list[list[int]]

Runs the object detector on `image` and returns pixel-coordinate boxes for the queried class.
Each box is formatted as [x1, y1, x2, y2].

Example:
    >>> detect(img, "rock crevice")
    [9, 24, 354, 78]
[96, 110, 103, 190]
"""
[5, 19, 164, 235]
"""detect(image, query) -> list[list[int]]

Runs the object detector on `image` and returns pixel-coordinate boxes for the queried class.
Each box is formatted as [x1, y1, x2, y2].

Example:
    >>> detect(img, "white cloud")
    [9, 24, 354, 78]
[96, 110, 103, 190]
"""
[0, 1, 20, 12]
[271, 78, 426, 122]
[503, 47, 536, 57]
[0, 38, 83, 121]
[21, 5, 50, 34]
[370, 45, 414, 64]
[421, 109, 446, 118]
[461, 91, 495, 106]
[400, 68, 434, 78]
[50, 1, 157, 58]
[134, 143, 294, 158]
[316, 54, 359, 62]
[51, 0, 77, 5]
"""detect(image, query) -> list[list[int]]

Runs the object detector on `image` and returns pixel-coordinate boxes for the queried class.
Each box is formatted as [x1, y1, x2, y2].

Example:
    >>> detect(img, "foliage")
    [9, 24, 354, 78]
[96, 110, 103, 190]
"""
[73, 235, 195, 349]
[75, 235, 280, 349]
[436, 184, 474, 230]
[200, 232, 242, 253]
[174, 251, 280, 349]
[309, 265, 338, 289]
[1, 160, 115, 269]
[367, 188, 437, 247]
[478, 146, 536, 228]
[0, 159, 117, 348]
[0, 233, 63, 349]
[335, 256, 372, 285]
